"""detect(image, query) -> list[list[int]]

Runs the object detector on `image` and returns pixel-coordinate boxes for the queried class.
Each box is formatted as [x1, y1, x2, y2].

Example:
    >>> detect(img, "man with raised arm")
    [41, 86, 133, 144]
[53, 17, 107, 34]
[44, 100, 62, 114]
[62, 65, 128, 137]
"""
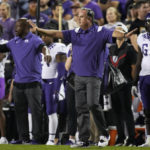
[29, 8, 136, 147]
[0, 18, 51, 144]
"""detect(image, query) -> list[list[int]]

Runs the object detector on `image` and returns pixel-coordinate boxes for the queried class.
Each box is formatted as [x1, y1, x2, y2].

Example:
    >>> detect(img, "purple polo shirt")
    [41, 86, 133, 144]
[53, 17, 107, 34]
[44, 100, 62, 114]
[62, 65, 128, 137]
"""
[62, 24, 113, 78]
[23, 13, 49, 28]
[6, 32, 44, 83]
[84, 1, 103, 20]
[0, 18, 15, 40]
[63, 0, 73, 18]
[112, 0, 127, 20]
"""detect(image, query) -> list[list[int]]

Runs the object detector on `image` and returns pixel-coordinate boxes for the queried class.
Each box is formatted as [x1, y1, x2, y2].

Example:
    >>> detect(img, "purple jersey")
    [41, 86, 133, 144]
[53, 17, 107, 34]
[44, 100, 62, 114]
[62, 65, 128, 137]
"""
[6, 32, 44, 83]
[62, 25, 113, 78]
[84, 1, 103, 20]
[0, 18, 15, 40]
[63, 0, 73, 18]
[23, 13, 49, 28]
[0, 78, 5, 100]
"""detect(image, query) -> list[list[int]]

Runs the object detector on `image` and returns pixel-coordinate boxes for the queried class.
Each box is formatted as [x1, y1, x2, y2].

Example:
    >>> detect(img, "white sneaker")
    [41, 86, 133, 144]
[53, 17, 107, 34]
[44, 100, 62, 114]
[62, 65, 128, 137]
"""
[70, 141, 89, 148]
[98, 135, 110, 147]
[46, 140, 55, 145]
[0, 137, 8, 144]
[139, 143, 150, 147]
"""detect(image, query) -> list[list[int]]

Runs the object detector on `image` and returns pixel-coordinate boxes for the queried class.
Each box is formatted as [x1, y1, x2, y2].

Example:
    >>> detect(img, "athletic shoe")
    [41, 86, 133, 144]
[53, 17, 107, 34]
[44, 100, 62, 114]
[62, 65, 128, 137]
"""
[115, 138, 125, 146]
[0, 137, 8, 144]
[10, 140, 30, 145]
[30, 140, 39, 145]
[70, 141, 89, 148]
[65, 140, 75, 145]
[124, 138, 135, 146]
[139, 143, 150, 147]
[10, 140, 22, 144]
[98, 135, 110, 147]
[46, 140, 55, 145]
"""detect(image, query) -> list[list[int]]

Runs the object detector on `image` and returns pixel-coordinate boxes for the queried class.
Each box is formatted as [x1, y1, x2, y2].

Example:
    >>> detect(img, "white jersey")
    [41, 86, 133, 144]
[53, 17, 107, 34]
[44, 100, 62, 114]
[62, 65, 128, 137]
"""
[137, 32, 150, 76]
[42, 43, 67, 79]
[0, 39, 8, 78]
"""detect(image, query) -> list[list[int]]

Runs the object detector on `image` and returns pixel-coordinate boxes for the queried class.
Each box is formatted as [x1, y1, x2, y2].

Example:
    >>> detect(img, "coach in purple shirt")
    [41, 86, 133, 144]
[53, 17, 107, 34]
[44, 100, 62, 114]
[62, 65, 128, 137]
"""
[0, 18, 51, 144]
[29, 8, 133, 147]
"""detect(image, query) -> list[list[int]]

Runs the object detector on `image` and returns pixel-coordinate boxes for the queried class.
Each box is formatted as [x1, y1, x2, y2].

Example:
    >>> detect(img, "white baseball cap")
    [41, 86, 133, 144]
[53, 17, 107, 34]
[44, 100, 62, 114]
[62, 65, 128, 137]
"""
[116, 22, 128, 33]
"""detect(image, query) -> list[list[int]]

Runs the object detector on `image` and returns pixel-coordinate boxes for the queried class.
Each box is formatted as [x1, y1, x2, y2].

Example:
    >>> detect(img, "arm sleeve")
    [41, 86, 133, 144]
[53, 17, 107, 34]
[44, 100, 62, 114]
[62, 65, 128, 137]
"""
[62, 30, 73, 43]
[0, 44, 10, 53]
[103, 27, 113, 43]
[33, 35, 45, 51]
[37, 43, 46, 52]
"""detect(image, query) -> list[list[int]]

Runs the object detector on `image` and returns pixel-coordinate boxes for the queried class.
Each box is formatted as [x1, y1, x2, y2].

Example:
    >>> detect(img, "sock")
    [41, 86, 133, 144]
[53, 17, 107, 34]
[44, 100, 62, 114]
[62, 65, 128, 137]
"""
[28, 113, 33, 140]
[48, 113, 58, 141]
[146, 135, 150, 144]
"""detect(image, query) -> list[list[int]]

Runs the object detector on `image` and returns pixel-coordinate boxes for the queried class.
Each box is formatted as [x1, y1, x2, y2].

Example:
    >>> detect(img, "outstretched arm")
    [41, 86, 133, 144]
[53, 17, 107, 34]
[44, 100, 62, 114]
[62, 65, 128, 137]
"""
[28, 20, 64, 39]
[112, 28, 137, 39]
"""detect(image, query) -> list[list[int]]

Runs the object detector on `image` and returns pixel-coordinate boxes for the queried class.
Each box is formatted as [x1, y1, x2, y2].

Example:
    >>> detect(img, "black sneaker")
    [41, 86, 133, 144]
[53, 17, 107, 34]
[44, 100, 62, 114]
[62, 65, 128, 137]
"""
[10, 140, 30, 145]
[115, 138, 125, 146]
[70, 141, 89, 148]
[124, 138, 135, 146]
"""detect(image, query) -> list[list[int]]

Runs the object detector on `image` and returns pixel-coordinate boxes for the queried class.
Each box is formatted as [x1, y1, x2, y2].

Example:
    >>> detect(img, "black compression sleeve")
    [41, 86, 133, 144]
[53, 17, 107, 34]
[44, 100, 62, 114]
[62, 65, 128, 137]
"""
[37, 43, 45, 52]
[0, 44, 10, 53]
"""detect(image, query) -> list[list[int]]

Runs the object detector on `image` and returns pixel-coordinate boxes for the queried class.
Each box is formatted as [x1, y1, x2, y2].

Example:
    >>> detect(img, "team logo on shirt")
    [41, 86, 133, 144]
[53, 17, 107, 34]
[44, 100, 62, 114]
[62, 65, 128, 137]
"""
[24, 39, 29, 43]
[49, 82, 53, 85]
[112, 56, 118, 63]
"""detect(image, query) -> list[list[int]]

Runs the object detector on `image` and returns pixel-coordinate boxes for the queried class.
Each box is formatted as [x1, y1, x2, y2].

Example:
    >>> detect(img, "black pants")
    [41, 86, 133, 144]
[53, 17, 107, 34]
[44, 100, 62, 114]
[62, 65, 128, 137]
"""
[111, 84, 135, 140]
[66, 82, 77, 136]
[13, 82, 43, 142]
[75, 75, 108, 142]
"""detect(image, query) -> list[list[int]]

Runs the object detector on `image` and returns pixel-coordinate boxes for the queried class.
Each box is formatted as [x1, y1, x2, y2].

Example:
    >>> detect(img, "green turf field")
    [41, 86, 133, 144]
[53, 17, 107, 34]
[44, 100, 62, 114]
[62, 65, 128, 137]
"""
[0, 145, 150, 150]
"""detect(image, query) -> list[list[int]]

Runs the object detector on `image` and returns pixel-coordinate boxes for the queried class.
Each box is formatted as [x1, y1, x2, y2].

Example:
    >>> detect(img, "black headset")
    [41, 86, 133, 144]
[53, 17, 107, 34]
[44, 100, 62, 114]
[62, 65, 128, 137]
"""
[81, 8, 95, 24]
